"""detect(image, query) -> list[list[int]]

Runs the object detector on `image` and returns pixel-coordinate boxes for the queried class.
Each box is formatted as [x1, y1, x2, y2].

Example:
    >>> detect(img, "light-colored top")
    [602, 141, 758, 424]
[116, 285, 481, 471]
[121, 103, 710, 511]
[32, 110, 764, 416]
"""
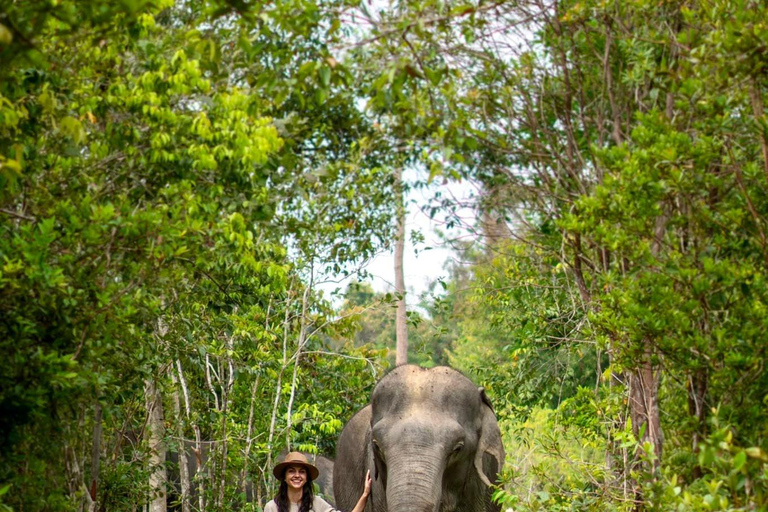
[263, 496, 337, 512]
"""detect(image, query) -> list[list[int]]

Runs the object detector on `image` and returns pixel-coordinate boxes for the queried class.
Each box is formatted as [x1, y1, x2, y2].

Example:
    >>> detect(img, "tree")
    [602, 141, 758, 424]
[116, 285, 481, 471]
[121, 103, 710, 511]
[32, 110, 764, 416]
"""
[0, 1, 392, 510]
[349, 0, 768, 509]
[394, 166, 409, 365]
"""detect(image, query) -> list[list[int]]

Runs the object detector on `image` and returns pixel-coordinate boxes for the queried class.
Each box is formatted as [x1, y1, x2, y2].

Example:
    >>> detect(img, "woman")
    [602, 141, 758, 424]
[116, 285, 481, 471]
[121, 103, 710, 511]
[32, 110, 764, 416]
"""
[264, 452, 372, 512]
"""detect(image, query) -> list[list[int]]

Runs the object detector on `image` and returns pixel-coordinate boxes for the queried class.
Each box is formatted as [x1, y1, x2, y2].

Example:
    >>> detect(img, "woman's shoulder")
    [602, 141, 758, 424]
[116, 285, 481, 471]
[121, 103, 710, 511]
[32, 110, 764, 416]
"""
[311, 495, 336, 512]
[263, 499, 278, 512]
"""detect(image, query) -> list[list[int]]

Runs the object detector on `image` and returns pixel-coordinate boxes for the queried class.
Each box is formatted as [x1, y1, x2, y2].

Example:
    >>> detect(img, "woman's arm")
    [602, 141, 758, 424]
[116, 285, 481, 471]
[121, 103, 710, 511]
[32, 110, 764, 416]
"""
[348, 470, 372, 512]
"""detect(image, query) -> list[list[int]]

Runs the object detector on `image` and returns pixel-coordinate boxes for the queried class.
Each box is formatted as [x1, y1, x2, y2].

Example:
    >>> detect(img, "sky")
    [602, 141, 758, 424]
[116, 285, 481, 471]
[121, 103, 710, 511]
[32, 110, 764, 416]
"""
[318, 172, 478, 305]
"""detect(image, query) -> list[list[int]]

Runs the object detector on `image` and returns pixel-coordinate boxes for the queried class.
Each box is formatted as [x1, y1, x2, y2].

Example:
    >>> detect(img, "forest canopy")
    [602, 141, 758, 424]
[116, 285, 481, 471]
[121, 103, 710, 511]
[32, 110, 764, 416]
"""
[1, 0, 768, 511]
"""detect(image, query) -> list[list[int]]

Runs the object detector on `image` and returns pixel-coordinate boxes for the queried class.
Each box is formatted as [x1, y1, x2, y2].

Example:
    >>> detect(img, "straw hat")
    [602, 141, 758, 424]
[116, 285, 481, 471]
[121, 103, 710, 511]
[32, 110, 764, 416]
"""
[273, 452, 320, 480]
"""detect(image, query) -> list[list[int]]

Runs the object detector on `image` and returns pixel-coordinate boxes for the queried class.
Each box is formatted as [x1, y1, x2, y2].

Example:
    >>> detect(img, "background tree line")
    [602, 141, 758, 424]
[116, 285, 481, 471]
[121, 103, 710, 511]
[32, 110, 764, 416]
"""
[2, 0, 768, 511]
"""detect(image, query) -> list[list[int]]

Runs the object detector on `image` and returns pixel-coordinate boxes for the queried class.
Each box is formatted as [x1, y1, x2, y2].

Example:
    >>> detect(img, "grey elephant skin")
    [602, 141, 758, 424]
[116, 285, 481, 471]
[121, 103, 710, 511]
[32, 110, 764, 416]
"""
[333, 365, 505, 512]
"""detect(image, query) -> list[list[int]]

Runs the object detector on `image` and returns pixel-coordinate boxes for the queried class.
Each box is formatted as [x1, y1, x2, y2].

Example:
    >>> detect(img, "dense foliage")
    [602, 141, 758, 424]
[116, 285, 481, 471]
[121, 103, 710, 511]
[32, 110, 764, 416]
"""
[2, 0, 768, 511]
[1, 1, 390, 510]
[346, 0, 768, 510]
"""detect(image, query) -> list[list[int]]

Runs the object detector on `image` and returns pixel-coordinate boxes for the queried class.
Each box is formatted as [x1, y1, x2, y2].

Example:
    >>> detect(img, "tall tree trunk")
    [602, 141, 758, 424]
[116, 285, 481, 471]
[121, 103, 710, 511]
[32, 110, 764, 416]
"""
[145, 378, 167, 512]
[65, 441, 81, 498]
[285, 348, 302, 451]
[394, 166, 408, 366]
[176, 360, 205, 511]
[286, 277, 312, 451]
[217, 329, 236, 511]
[266, 303, 292, 498]
[628, 344, 663, 472]
[217, 402, 228, 511]
[203, 352, 220, 509]
[241, 375, 260, 502]
[241, 305, 269, 504]
[170, 370, 191, 512]
[688, 367, 708, 479]
[626, 210, 667, 480]
[89, 401, 102, 512]
[64, 412, 86, 507]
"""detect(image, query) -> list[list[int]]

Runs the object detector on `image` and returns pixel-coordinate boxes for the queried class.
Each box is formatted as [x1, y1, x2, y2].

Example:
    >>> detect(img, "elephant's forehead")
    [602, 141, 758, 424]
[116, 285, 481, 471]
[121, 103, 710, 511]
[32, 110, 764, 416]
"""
[372, 366, 479, 416]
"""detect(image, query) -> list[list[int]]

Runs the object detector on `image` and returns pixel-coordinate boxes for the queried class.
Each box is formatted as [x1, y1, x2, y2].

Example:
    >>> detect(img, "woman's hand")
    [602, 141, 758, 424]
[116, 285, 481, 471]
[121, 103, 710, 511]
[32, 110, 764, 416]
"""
[363, 470, 372, 497]
[350, 470, 373, 512]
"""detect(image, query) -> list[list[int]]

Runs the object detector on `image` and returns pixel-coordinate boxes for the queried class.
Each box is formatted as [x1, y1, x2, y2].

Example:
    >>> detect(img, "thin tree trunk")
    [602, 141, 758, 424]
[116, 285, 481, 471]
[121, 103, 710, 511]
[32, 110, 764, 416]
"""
[285, 350, 302, 451]
[65, 442, 80, 498]
[628, 345, 663, 471]
[217, 405, 227, 510]
[626, 211, 668, 479]
[217, 329, 236, 510]
[241, 375, 260, 501]
[89, 401, 102, 512]
[266, 303, 292, 498]
[205, 353, 220, 412]
[240, 302, 269, 504]
[145, 378, 167, 512]
[84, 483, 97, 512]
[79, 404, 90, 504]
[64, 419, 85, 504]
[394, 166, 408, 366]
[170, 370, 191, 512]
[286, 277, 312, 450]
[204, 352, 220, 509]
[211, 359, 222, 509]
[175, 359, 204, 512]
[688, 367, 708, 479]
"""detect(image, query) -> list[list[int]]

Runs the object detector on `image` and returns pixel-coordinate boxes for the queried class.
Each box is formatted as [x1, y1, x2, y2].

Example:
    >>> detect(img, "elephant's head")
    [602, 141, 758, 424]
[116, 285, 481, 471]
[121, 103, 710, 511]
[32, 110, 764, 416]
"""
[369, 365, 504, 512]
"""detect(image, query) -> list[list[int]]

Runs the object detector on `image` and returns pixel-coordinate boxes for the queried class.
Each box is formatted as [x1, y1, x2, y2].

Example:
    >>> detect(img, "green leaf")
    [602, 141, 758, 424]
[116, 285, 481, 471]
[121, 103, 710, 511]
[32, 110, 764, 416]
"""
[319, 66, 331, 87]
[745, 447, 768, 462]
[59, 116, 86, 144]
[732, 450, 747, 471]
[0, 23, 12, 45]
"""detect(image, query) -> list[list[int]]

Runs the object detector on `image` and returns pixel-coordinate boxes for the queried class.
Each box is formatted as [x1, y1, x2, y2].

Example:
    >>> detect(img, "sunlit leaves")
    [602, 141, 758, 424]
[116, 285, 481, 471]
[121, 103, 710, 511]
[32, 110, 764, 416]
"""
[1, 1, 397, 510]
[348, 0, 768, 509]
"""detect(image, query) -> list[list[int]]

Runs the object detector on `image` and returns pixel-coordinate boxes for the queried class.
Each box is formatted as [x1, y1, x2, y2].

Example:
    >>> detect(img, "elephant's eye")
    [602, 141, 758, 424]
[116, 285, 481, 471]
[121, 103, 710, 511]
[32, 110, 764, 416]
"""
[373, 439, 386, 462]
[451, 441, 465, 454]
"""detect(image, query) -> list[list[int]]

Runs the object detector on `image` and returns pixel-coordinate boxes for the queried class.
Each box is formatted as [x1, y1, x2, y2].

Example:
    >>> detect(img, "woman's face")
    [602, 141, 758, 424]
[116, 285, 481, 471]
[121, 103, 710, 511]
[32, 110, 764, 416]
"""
[284, 465, 308, 491]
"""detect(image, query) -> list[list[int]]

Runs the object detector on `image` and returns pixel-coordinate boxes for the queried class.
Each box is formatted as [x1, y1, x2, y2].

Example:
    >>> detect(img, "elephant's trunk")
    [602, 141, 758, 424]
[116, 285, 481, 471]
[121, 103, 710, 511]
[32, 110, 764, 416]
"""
[384, 449, 445, 512]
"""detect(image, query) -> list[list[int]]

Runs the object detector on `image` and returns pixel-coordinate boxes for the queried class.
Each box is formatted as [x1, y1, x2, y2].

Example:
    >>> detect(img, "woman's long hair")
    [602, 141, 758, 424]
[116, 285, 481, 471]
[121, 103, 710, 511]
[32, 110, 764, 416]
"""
[274, 472, 314, 512]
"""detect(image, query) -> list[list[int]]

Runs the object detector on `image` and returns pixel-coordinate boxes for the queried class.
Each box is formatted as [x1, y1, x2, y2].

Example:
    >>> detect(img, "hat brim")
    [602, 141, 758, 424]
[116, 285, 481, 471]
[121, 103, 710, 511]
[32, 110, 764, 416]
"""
[273, 460, 320, 481]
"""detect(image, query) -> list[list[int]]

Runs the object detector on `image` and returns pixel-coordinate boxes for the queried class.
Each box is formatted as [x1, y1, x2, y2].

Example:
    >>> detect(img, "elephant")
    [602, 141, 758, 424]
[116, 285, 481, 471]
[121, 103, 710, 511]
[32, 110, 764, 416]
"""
[333, 365, 505, 512]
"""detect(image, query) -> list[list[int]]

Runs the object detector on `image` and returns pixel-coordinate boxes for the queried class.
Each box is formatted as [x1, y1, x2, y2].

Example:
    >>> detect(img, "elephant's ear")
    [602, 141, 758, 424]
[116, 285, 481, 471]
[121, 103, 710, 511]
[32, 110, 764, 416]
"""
[474, 387, 505, 488]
